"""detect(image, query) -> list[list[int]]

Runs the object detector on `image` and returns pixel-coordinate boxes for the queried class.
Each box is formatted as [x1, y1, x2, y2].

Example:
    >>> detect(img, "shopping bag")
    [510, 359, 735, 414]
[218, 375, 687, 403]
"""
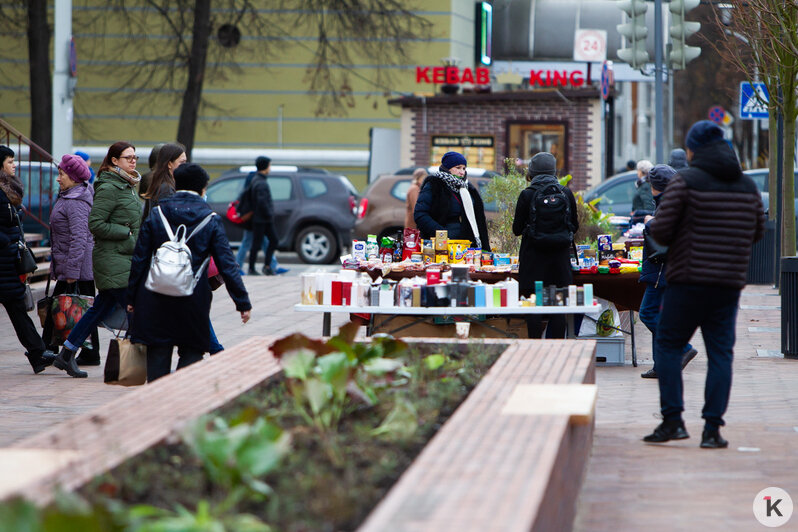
[208, 257, 224, 291]
[104, 337, 147, 386]
[578, 297, 622, 337]
[49, 293, 94, 346]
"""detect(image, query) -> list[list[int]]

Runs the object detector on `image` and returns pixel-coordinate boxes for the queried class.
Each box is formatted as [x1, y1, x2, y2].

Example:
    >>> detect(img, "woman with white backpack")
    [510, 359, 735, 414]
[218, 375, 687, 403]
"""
[126, 163, 251, 382]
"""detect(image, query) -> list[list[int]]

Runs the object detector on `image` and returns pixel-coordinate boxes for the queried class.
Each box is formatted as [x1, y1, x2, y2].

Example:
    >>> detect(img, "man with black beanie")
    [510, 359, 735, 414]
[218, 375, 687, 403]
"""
[247, 156, 278, 275]
[642, 120, 765, 449]
[512, 152, 578, 338]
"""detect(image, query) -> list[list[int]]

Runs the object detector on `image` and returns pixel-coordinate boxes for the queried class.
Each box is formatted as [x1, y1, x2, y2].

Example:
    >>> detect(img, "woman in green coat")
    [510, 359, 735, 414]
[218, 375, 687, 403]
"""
[54, 141, 143, 378]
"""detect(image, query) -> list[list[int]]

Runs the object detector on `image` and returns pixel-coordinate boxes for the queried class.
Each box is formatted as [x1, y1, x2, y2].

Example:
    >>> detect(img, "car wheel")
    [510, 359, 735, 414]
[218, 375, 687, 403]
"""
[295, 225, 337, 264]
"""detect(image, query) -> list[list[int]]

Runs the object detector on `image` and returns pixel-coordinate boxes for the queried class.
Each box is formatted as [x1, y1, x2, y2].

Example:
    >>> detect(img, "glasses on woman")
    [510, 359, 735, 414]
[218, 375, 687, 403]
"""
[118, 155, 139, 162]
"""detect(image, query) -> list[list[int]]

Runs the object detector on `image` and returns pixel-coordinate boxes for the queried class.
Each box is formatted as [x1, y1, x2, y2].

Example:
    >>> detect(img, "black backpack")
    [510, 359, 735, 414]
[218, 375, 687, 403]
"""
[524, 178, 574, 249]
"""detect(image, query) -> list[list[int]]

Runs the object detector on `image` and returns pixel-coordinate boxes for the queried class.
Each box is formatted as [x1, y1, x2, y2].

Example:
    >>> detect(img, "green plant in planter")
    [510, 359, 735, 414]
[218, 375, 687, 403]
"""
[271, 322, 409, 464]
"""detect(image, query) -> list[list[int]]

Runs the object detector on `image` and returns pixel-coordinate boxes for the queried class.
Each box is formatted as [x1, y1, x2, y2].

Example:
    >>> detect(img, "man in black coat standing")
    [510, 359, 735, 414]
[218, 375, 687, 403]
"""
[247, 156, 278, 275]
[512, 152, 579, 338]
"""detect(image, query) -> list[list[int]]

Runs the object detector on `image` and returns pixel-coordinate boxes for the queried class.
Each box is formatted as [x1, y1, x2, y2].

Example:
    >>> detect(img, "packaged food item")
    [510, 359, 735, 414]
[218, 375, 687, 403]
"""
[422, 240, 435, 265]
[410, 252, 423, 263]
[597, 234, 613, 251]
[426, 268, 441, 285]
[366, 234, 379, 260]
[481, 251, 493, 267]
[401, 228, 421, 260]
[301, 273, 317, 304]
[628, 246, 644, 262]
[352, 240, 366, 261]
[379, 236, 397, 263]
[493, 253, 511, 266]
[464, 248, 475, 265]
[448, 240, 469, 263]
[435, 230, 448, 251]
[435, 254, 449, 264]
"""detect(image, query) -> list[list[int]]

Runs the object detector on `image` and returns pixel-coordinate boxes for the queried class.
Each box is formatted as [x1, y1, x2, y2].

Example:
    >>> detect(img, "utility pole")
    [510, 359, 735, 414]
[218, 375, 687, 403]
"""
[52, 0, 74, 159]
[654, 0, 664, 163]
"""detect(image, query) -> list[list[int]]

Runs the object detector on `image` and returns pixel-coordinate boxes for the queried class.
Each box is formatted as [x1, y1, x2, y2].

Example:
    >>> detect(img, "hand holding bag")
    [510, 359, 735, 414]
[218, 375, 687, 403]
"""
[104, 325, 147, 386]
[36, 274, 54, 327]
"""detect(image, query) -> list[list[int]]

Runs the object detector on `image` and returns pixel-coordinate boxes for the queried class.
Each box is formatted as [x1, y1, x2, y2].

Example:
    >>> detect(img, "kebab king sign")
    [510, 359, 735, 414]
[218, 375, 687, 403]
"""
[415, 65, 587, 88]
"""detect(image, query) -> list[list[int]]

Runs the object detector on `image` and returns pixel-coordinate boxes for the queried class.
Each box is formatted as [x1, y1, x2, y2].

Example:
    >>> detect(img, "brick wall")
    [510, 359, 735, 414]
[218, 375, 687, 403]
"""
[398, 91, 600, 191]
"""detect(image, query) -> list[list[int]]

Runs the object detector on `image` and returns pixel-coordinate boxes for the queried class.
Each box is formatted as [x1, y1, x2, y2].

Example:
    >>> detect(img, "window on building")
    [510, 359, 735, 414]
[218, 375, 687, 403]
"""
[507, 122, 566, 173]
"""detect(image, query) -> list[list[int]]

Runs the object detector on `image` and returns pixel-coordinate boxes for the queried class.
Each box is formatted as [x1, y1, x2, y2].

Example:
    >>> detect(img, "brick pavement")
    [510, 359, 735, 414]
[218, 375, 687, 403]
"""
[1, 276, 795, 529]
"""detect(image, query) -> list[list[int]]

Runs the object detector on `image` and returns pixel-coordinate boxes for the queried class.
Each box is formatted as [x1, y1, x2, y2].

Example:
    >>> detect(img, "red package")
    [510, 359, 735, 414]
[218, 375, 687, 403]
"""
[331, 281, 343, 305]
[426, 269, 441, 285]
[402, 228, 421, 261]
[341, 282, 352, 305]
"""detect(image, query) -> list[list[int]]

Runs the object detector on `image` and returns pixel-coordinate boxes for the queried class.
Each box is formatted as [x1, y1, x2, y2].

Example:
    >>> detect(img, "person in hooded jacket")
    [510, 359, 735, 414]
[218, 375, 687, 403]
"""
[0, 145, 56, 373]
[413, 151, 491, 251]
[512, 152, 579, 338]
[127, 163, 251, 382]
[643, 120, 765, 449]
[54, 141, 143, 378]
[42, 154, 102, 366]
[631, 159, 655, 224]
[668, 148, 688, 170]
[637, 164, 697, 380]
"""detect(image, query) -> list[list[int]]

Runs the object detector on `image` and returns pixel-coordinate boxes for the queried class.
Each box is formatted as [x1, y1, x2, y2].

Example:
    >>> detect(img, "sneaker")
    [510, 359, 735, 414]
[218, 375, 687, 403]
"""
[274, 266, 290, 275]
[643, 420, 689, 443]
[640, 368, 657, 379]
[681, 348, 698, 369]
[700, 428, 729, 449]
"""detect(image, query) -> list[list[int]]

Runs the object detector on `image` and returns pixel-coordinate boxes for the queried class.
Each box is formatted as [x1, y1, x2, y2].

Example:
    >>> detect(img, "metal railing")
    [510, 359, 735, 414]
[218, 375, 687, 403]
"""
[0, 117, 57, 240]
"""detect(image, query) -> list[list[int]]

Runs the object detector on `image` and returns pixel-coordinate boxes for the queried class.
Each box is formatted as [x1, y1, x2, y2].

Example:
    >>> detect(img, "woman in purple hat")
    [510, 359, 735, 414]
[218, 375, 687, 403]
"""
[42, 154, 101, 365]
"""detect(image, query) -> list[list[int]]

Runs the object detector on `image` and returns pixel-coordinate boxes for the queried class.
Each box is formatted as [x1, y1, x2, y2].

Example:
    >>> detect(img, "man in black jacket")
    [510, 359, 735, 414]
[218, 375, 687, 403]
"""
[247, 156, 278, 275]
[643, 121, 765, 449]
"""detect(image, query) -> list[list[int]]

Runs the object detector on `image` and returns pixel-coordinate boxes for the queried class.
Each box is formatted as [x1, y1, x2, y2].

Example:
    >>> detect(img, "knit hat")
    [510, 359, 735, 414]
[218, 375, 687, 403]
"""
[528, 152, 557, 178]
[174, 163, 210, 193]
[668, 148, 688, 169]
[441, 151, 467, 170]
[59, 154, 91, 183]
[256, 156, 271, 171]
[74, 150, 90, 162]
[685, 120, 724, 151]
[648, 164, 677, 192]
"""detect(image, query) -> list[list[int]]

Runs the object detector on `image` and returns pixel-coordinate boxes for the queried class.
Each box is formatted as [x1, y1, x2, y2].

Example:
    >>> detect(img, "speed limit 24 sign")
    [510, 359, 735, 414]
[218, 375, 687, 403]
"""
[573, 29, 607, 63]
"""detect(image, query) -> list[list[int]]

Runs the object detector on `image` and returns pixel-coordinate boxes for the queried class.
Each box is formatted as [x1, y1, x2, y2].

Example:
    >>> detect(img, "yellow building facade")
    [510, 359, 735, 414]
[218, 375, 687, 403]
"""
[0, 1, 480, 190]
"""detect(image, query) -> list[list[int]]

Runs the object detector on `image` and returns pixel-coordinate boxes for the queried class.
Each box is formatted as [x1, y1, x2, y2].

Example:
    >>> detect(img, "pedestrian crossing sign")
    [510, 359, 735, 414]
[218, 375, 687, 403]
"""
[740, 82, 769, 120]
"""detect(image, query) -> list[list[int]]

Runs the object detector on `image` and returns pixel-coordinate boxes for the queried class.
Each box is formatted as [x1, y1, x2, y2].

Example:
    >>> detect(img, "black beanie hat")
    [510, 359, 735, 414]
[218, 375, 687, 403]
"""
[174, 163, 210, 193]
[648, 164, 677, 192]
[685, 120, 724, 151]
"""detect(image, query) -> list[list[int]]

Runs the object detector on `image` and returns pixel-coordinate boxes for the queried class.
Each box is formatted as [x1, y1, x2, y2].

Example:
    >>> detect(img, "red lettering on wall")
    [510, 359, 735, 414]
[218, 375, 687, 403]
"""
[552, 70, 568, 87]
[433, 67, 445, 84]
[446, 66, 459, 84]
[476, 67, 490, 84]
[570, 71, 585, 87]
[461, 68, 475, 84]
[527, 69, 587, 88]
[416, 67, 430, 83]
[529, 70, 544, 85]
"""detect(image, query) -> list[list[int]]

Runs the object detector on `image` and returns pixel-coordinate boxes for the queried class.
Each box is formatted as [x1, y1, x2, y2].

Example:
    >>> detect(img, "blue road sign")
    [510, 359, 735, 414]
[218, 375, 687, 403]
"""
[740, 82, 769, 120]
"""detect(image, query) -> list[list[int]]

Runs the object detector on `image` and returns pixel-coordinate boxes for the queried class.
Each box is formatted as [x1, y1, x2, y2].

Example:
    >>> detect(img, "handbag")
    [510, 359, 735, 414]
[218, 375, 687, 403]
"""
[104, 326, 147, 386]
[208, 257, 224, 291]
[13, 211, 37, 274]
[644, 232, 668, 265]
[36, 275, 54, 327]
[49, 289, 95, 346]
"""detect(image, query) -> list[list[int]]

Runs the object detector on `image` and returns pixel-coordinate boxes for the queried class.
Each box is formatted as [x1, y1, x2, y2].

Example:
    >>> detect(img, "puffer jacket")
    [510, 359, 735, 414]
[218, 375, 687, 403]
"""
[648, 140, 766, 289]
[0, 185, 24, 303]
[89, 169, 143, 290]
[49, 182, 94, 281]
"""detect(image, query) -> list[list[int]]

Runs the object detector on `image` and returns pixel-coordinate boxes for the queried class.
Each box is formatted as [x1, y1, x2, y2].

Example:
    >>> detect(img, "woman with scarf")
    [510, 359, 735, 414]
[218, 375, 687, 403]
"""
[54, 142, 143, 378]
[0, 145, 56, 373]
[413, 151, 491, 251]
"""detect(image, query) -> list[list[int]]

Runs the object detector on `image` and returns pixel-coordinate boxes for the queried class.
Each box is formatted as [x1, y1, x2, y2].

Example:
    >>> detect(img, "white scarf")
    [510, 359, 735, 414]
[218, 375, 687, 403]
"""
[433, 170, 482, 249]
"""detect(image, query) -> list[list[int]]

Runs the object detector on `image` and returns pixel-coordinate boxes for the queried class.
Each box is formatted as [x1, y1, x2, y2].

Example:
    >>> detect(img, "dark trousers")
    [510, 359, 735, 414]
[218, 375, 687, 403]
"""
[249, 222, 278, 271]
[146, 344, 204, 382]
[64, 288, 128, 352]
[522, 247, 572, 338]
[3, 297, 46, 356]
[655, 283, 740, 429]
[42, 280, 100, 354]
[638, 283, 693, 371]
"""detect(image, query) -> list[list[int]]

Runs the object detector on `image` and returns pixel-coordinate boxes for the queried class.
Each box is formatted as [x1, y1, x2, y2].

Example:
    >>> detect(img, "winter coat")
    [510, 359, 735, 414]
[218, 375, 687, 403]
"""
[648, 140, 766, 289]
[50, 182, 94, 281]
[249, 174, 275, 224]
[127, 191, 251, 350]
[0, 184, 24, 303]
[142, 181, 175, 221]
[413, 175, 492, 251]
[639, 193, 667, 287]
[512, 175, 579, 296]
[631, 179, 655, 217]
[89, 169, 143, 290]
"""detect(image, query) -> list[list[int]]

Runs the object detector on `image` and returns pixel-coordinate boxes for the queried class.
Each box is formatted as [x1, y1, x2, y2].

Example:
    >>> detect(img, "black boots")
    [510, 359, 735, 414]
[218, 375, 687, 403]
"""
[75, 349, 101, 366]
[643, 419, 690, 443]
[700, 427, 729, 449]
[25, 350, 56, 374]
[54, 346, 88, 378]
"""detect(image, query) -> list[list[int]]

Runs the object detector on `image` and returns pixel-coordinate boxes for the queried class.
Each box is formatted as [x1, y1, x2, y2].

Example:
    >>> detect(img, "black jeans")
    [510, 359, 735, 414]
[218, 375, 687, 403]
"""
[3, 297, 46, 356]
[522, 247, 572, 338]
[42, 280, 100, 354]
[655, 283, 740, 429]
[249, 222, 278, 271]
[146, 344, 204, 382]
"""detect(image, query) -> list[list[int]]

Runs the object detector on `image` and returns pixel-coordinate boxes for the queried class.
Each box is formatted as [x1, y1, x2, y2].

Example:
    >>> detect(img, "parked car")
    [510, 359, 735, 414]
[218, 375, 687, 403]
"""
[205, 165, 359, 264]
[581, 170, 637, 218]
[354, 170, 499, 241]
[16, 161, 59, 237]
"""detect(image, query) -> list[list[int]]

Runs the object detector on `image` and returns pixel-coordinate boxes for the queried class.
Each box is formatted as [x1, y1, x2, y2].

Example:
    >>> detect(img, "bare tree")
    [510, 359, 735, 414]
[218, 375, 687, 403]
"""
[709, 1, 798, 256]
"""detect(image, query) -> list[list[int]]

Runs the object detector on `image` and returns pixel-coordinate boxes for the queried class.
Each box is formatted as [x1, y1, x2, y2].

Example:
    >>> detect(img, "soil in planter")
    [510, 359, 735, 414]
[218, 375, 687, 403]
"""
[79, 342, 506, 531]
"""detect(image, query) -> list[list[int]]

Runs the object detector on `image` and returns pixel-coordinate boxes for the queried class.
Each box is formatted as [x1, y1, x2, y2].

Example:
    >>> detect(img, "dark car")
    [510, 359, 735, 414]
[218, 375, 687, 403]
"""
[17, 161, 59, 238]
[354, 168, 499, 241]
[205, 165, 358, 264]
[582, 170, 637, 218]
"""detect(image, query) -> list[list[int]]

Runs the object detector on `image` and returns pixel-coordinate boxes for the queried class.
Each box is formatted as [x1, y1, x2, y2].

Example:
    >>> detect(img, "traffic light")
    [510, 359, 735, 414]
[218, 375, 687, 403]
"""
[669, 0, 701, 69]
[616, 0, 649, 69]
